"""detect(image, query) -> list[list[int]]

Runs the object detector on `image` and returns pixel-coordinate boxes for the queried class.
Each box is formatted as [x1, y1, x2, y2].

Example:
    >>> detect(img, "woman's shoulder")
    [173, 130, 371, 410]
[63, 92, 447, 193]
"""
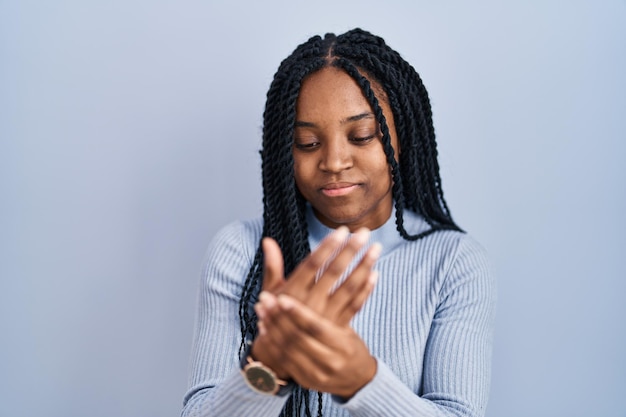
[398, 210, 490, 265]
[428, 227, 486, 252]
[213, 216, 263, 240]
[420, 228, 494, 295]
[415, 228, 490, 271]
[203, 216, 264, 264]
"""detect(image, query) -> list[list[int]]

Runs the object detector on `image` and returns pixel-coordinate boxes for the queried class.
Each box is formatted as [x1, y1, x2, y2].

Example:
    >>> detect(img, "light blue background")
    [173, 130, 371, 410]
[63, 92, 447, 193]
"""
[1, 1, 624, 416]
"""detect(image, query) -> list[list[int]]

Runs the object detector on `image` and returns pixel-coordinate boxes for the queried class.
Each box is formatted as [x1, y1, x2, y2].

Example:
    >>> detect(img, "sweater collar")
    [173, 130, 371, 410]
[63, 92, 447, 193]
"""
[305, 204, 429, 257]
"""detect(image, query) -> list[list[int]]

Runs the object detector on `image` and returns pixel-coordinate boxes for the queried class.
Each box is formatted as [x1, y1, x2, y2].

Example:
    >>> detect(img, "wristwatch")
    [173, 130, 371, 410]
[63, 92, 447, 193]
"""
[240, 346, 293, 396]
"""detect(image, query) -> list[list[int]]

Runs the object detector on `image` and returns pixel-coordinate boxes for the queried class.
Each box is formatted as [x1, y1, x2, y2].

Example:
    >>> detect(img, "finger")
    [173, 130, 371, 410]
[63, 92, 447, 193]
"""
[272, 295, 374, 395]
[259, 321, 329, 391]
[309, 228, 371, 305]
[262, 238, 285, 293]
[251, 326, 290, 379]
[325, 243, 382, 324]
[279, 339, 333, 391]
[265, 296, 337, 384]
[254, 290, 279, 321]
[253, 292, 299, 379]
[256, 296, 330, 378]
[335, 270, 379, 326]
[275, 294, 341, 346]
[284, 226, 350, 293]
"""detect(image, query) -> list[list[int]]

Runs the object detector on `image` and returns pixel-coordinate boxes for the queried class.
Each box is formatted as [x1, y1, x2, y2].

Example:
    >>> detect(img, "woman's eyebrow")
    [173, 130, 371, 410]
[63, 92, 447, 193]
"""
[294, 112, 375, 128]
[342, 112, 375, 124]
[294, 120, 316, 128]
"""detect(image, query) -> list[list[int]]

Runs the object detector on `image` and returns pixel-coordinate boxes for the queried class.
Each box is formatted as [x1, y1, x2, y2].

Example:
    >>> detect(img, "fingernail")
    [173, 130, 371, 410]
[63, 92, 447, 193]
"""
[369, 242, 383, 259]
[259, 291, 276, 308]
[369, 270, 379, 285]
[277, 294, 295, 310]
[258, 321, 266, 336]
[353, 228, 371, 245]
[334, 226, 349, 241]
[254, 303, 265, 319]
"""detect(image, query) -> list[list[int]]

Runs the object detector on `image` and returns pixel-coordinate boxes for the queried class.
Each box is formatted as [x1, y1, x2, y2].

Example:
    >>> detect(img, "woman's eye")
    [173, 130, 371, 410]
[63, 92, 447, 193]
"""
[350, 134, 376, 144]
[294, 141, 320, 151]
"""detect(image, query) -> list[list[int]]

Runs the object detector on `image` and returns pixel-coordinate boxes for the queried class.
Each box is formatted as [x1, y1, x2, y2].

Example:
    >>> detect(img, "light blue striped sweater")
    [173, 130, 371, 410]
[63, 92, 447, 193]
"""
[182, 207, 496, 417]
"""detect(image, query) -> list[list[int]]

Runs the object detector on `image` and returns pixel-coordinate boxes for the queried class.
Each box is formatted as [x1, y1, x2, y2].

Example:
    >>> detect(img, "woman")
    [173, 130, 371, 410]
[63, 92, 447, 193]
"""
[182, 28, 496, 417]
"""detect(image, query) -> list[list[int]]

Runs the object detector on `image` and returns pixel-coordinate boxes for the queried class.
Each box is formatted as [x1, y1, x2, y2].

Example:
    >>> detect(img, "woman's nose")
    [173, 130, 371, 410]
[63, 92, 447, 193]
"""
[318, 138, 353, 173]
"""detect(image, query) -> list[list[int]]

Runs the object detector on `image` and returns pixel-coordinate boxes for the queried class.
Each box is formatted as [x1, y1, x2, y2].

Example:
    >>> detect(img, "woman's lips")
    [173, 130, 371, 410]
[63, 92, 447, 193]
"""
[320, 183, 359, 197]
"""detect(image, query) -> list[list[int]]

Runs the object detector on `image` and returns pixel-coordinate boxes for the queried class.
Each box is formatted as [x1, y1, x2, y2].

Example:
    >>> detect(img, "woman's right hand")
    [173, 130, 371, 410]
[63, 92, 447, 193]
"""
[259, 227, 380, 325]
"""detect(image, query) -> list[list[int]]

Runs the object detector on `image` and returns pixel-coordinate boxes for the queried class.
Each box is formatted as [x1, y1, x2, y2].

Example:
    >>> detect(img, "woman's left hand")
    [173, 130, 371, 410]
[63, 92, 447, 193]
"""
[253, 291, 377, 399]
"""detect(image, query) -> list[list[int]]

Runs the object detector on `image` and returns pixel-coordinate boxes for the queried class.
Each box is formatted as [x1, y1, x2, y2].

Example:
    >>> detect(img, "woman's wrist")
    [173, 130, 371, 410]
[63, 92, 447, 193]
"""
[338, 354, 378, 399]
[250, 339, 290, 380]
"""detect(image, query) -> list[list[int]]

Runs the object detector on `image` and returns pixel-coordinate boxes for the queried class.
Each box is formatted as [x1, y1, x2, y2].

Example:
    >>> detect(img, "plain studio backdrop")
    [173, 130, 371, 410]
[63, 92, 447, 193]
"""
[1, 1, 624, 416]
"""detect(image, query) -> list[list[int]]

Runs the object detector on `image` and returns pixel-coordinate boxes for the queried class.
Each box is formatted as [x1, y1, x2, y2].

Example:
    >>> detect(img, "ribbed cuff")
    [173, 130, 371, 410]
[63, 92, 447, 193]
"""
[188, 370, 291, 416]
[335, 360, 439, 417]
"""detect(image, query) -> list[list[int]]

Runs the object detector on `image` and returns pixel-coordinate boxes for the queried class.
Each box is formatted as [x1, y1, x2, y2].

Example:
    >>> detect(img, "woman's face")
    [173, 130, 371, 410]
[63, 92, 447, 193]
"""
[293, 66, 399, 232]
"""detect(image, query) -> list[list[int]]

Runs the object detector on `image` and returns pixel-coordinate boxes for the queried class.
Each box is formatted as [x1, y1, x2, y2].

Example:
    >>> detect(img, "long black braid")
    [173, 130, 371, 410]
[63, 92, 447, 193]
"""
[238, 28, 462, 417]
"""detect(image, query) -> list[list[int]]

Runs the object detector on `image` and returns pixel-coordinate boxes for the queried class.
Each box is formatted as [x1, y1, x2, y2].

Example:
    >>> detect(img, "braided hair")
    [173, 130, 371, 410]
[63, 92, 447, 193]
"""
[238, 28, 462, 416]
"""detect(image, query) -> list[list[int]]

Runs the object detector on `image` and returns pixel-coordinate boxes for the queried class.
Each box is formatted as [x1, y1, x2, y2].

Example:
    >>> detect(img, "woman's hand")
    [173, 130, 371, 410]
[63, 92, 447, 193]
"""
[250, 227, 381, 394]
[260, 227, 381, 325]
[254, 292, 377, 398]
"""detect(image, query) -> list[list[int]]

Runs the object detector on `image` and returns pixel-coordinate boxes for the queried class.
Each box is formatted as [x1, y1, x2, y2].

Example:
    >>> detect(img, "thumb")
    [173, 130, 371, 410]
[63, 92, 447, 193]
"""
[262, 237, 285, 293]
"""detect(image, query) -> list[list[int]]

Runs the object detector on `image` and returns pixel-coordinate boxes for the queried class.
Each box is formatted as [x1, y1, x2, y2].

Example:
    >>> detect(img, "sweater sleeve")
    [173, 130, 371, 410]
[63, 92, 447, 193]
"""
[338, 235, 497, 417]
[181, 220, 291, 417]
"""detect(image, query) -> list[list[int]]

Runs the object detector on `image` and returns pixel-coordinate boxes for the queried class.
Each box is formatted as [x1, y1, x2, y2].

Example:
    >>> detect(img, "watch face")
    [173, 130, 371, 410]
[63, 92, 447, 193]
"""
[244, 365, 277, 394]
